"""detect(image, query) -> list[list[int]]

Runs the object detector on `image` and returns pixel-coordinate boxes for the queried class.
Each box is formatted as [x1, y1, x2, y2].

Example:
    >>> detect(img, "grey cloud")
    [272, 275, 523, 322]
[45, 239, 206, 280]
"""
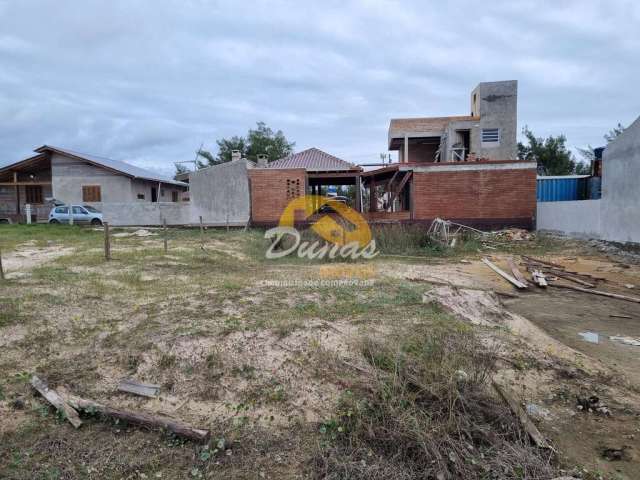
[0, 0, 638, 174]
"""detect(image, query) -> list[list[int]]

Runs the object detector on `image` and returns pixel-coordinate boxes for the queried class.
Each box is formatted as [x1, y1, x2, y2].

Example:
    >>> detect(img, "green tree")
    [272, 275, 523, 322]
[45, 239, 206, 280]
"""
[173, 163, 190, 180]
[245, 122, 295, 162]
[196, 122, 294, 167]
[518, 126, 576, 175]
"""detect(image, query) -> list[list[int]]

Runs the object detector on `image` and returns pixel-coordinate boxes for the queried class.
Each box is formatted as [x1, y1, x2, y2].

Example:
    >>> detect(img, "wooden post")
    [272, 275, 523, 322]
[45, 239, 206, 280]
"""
[226, 212, 229, 232]
[163, 218, 168, 254]
[199, 215, 204, 248]
[355, 176, 361, 212]
[0, 246, 4, 280]
[104, 222, 111, 260]
[369, 177, 377, 212]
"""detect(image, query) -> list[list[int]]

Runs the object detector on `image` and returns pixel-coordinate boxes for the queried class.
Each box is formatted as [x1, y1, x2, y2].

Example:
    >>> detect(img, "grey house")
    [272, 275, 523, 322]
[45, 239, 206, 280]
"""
[0, 145, 188, 223]
[388, 80, 518, 163]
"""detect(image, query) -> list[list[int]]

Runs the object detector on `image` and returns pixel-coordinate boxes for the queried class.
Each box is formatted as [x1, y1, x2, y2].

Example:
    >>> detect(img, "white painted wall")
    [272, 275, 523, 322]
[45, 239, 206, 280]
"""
[536, 200, 601, 238]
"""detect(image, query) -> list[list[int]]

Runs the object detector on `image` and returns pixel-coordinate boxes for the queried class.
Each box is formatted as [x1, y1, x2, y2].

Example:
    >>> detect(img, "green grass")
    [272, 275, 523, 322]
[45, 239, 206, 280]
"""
[0, 224, 103, 252]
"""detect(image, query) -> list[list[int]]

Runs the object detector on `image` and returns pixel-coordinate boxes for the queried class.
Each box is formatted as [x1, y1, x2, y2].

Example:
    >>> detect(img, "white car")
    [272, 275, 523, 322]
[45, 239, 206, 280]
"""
[48, 205, 103, 225]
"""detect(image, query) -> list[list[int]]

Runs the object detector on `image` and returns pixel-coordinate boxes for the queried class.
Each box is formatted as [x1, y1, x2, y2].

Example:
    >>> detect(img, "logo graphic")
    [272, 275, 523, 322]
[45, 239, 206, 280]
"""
[265, 195, 378, 260]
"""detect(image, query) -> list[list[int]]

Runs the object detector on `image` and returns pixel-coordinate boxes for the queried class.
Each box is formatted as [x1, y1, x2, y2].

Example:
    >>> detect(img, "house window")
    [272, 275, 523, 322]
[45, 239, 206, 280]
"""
[137, 193, 145, 200]
[481, 128, 500, 144]
[172, 191, 178, 202]
[82, 185, 101, 202]
[25, 185, 43, 204]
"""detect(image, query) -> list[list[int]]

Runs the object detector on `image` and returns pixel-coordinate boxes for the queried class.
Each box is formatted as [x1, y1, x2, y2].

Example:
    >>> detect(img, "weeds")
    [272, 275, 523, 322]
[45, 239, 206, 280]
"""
[312, 322, 558, 479]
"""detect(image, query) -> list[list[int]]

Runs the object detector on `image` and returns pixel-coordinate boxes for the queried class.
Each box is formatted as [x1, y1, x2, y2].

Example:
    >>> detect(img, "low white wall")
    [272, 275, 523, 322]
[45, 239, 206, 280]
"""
[101, 202, 190, 226]
[536, 200, 601, 239]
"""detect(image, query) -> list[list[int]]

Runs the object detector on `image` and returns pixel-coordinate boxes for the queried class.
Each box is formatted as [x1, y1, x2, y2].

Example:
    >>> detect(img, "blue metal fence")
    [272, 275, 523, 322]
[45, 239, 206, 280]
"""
[537, 175, 591, 202]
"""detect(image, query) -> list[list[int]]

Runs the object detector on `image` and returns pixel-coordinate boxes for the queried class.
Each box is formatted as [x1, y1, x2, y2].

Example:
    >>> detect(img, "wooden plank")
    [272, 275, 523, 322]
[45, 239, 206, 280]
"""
[118, 379, 160, 398]
[30, 376, 82, 428]
[482, 258, 527, 289]
[549, 283, 640, 304]
[522, 256, 606, 281]
[387, 171, 413, 208]
[0, 181, 53, 186]
[552, 272, 595, 288]
[507, 258, 529, 286]
[531, 270, 548, 287]
[610, 314, 632, 319]
[492, 381, 551, 450]
[58, 389, 210, 443]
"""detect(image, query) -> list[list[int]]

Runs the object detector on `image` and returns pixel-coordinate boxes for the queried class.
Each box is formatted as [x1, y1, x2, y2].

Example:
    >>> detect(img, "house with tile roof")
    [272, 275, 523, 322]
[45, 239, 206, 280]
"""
[0, 145, 188, 223]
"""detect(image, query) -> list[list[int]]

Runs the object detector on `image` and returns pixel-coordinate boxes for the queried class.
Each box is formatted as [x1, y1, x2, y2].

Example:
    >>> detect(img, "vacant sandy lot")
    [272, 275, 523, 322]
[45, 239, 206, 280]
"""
[1, 225, 639, 479]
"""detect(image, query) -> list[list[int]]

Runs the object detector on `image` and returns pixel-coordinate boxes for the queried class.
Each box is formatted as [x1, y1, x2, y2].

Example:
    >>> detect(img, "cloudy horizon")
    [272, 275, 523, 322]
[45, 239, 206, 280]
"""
[0, 0, 638, 177]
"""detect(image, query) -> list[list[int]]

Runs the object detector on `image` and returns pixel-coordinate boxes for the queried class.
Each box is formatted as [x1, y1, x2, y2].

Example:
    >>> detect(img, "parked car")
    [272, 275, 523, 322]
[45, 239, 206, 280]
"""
[49, 205, 103, 225]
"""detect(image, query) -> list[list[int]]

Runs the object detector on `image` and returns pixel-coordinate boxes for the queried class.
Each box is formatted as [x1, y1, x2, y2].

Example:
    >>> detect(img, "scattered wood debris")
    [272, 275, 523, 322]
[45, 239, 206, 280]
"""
[492, 380, 552, 450]
[30, 375, 209, 442]
[117, 379, 161, 398]
[549, 283, 640, 304]
[531, 270, 548, 287]
[31, 376, 82, 428]
[57, 388, 210, 443]
[482, 258, 527, 289]
[507, 258, 529, 286]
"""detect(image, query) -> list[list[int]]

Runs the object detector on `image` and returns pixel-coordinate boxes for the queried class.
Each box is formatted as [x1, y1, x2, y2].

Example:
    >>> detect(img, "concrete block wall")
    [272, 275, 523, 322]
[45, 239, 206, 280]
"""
[189, 159, 253, 226]
[600, 116, 640, 243]
[411, 162, 536, 228]
[100, 202, 190, 226]
[536, 200, 601, 239]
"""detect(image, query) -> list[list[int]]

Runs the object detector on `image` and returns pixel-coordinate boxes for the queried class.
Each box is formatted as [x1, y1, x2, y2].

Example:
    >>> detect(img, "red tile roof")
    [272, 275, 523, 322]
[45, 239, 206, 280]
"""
[266, 148, 361, 172]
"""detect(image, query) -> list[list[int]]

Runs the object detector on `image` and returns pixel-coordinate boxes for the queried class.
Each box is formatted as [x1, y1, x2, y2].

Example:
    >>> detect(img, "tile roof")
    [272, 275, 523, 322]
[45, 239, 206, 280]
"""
[266, 148, 361, 172]
[34, 145, 187, 187]
[388, 115, 479, 137]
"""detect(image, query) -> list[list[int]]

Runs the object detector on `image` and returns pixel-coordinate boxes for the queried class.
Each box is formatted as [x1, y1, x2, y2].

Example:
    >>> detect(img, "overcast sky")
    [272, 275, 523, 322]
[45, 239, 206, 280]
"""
[1, 0, 638, 176]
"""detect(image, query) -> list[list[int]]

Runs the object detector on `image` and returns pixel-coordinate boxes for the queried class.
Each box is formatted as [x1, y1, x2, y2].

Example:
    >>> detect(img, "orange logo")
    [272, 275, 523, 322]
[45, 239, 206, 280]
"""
[278, 195, 372, 248]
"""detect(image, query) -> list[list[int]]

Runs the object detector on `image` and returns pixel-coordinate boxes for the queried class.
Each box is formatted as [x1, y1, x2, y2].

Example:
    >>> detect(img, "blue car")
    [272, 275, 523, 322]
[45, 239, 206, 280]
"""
[49, 205, 103, 225]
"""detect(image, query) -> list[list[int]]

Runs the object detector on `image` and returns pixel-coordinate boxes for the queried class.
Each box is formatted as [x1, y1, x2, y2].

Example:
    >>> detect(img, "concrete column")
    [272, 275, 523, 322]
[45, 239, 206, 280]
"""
[403, 135, 408, 164]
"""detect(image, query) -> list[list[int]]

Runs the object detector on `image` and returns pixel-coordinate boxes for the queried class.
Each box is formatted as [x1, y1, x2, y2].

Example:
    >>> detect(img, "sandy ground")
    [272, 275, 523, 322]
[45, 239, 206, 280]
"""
[2, 242, 74, 278]
[3, 233, 640, 478]
[394, 253, 640, 479]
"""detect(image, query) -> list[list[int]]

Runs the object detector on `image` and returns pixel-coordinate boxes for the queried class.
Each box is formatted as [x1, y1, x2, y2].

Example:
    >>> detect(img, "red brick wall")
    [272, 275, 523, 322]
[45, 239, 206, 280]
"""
[249, 168, 307, 225]
[412, 167, 536, 228]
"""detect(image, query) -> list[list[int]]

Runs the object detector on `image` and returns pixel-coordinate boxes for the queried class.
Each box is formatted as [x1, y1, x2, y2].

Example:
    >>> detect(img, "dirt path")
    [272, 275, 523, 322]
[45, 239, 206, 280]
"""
[2, 243, 74, 278]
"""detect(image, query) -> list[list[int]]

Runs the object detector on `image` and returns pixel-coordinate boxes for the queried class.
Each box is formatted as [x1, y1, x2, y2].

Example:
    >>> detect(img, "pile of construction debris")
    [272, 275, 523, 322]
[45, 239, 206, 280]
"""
[482, 255, 640, 304]
[427, 217, 534, 248]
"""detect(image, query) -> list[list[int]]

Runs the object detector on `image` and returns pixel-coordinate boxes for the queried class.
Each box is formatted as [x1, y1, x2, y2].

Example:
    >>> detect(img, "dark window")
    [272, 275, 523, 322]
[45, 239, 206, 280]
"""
[151, 187, 158, 202]
[25, 185, 43, 204]
[82, 185, 101, 202]
[72, 206, 87, 215]
[55, 207, 68, 214]
[172, 191, 178, 202]
[137, 193, 145, 200]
